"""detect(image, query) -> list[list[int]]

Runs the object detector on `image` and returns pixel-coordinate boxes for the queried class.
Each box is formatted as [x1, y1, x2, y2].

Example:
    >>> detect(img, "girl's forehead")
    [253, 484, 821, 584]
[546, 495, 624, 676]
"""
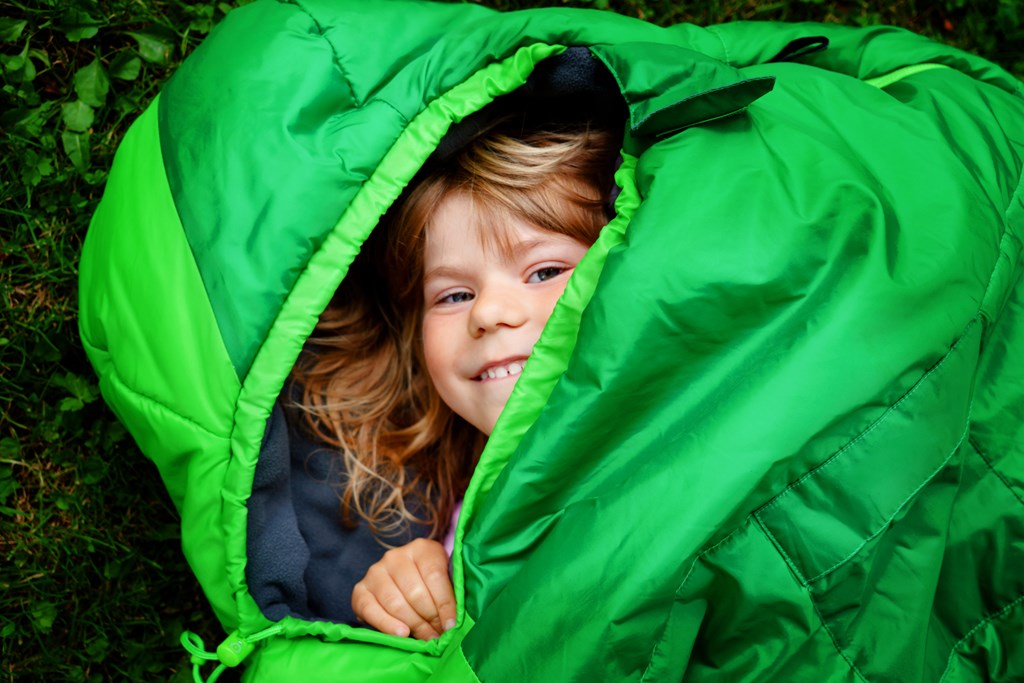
[425, 193, 579, 264]
[425, 194, 577, 259]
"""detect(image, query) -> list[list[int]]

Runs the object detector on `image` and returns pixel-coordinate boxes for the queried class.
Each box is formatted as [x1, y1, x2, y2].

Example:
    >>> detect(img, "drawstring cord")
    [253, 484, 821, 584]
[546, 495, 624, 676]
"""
[181, 631, 225, 683]
[180, 625, 285, 683]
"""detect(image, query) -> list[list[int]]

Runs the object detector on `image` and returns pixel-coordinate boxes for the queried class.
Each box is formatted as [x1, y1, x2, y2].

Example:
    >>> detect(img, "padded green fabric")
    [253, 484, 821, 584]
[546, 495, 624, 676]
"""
[79, 1, 1024, 680]
[78, 101, 241, 627]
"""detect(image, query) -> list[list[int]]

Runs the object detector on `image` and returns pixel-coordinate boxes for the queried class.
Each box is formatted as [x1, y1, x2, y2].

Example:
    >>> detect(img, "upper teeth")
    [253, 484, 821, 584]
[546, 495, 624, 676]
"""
[479, 360, 525, 381]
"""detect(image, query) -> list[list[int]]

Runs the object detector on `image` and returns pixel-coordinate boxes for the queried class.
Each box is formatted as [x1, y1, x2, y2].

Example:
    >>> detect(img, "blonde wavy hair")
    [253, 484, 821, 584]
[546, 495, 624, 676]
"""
[292, 123, 621, 541]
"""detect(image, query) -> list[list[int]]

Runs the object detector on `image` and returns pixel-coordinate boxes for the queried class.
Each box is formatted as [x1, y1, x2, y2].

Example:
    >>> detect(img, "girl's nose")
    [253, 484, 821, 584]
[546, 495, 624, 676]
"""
[468, 286, 528, 337]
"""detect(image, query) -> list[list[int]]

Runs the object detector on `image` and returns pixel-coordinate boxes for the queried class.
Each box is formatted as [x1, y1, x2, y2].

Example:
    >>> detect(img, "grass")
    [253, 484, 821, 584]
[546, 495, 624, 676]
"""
[1, 0, 1021, 680]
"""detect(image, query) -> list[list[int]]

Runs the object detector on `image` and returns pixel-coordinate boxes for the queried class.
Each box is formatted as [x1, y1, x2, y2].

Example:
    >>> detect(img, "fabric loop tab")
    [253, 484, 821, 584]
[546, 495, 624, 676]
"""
[590, 42, 776, 149]
[766, 36, 830, 63]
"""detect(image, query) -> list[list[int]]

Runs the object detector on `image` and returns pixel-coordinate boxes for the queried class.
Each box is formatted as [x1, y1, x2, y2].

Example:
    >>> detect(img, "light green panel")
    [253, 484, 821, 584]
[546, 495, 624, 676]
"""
[242, 637, 436, 682]
[78, 100, 242, 627]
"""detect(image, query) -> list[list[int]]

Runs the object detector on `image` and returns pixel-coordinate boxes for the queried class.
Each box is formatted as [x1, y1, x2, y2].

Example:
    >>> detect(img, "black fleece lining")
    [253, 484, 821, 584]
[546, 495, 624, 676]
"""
[430, 46, 627, 164]
[246, 402, 430, 625]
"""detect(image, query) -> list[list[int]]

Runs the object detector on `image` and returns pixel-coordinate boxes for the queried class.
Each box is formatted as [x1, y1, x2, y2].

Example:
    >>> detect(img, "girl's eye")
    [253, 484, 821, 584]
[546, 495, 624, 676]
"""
[528, 266, 568, 283]
[438, 291, 474, 305]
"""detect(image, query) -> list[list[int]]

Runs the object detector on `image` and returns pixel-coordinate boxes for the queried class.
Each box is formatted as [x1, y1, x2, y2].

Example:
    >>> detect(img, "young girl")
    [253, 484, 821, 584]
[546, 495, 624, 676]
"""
[291, 120, 621, 641]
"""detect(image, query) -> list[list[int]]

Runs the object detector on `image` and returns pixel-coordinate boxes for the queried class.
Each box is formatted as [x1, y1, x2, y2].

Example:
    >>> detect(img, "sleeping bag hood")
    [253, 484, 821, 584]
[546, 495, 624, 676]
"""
[78, 1, 1024, 681]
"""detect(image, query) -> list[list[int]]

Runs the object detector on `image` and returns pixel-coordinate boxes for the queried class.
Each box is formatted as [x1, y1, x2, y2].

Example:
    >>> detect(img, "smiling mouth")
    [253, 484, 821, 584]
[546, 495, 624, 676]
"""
[474, 358, 527, 382]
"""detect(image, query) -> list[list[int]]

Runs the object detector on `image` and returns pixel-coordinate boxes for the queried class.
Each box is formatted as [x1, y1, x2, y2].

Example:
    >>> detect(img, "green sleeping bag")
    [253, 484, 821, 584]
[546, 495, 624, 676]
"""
[78, 1, 1024, 680]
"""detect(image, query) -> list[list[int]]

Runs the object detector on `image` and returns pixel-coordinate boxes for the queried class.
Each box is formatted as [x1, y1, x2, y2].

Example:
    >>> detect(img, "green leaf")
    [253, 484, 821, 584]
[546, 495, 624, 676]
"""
[185, 4, 216, 35]
[80, 457, 107, 485]
[113, 93, 142, 115]
[85, 635, 110, 662]
[83, 169, 108, 186]
[0, 17, 27, 43]
[169, 668, 193, 683]
[61, 100, 94, 132]
[53, 372, 100, 403]
[74, 58, 109, 108]
[125, 31, 174, 65]
[27, 47, 49, 68]
[59, 10, 100, 42]
[0, 106, 46, 136]
[59, 397, 84, 412]
[0, 437, 19, 458]
[102, 421, 128, 448]
[36, 420, 59, 443]
[103, 560, 123, 580]
[0, 51, 23, 71]
[30, 602, 57, 633]
[61, 130, 91, 172]
[0, 467, 17, 504]
[188, 17, 214, 34]
[108, 51, 141, 81]
[0, 622, 14, 638]
[2, 42, 35, 83]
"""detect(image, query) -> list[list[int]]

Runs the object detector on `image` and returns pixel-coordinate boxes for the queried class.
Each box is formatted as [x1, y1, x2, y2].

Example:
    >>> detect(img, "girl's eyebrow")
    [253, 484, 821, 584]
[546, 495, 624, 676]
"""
[423, 265, 465, 284]
[507, 239, 548, 258]
[495, 238, 565, 263]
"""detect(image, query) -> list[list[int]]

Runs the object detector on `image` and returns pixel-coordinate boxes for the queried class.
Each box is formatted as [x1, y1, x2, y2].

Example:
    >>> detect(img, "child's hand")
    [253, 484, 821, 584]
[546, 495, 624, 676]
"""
[352, 538, 457, 641]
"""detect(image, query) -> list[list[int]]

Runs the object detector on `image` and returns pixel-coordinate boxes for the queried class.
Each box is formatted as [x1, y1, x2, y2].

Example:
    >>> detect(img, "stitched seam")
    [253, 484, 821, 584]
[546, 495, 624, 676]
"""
[1003, 154, 1024, 226]
[807, 588, 872, 683]
[753, 514, 808, 585]
[676, 526, 742, 598]
[804, 420, 970, 584]
[758, 318, 977, 516]
[81, 333, 226, 437]
[938, 593, 1024, 681]
[705, 25, 730, 66]
[108, 367, 225, 436]
[589, 46, 635, 127]
[978, 169, 1024, 321]
[632, 77, 774, 131]
[377, 98, 410, 126]
[289, 0, 359, 107]
[968, 436, 1024, 508]
[979, 228, 1021, 324]
[640, 525, 745, 680]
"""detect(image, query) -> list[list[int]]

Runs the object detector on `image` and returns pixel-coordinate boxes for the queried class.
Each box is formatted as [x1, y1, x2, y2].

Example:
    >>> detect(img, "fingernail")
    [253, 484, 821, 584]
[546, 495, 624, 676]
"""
[396, 625, 410, 638]
[444, 619, 456, 631]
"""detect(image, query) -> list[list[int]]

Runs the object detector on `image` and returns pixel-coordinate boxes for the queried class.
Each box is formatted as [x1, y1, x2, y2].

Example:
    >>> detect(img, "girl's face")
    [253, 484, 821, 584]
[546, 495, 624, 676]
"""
[420, 192, 589, 436]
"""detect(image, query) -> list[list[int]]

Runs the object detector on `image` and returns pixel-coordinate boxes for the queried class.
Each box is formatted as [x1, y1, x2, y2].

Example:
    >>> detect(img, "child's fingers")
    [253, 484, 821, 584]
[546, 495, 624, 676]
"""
[388, 580, 442, 641]
[388, 544, 446, 638]
[365, 547, 442, 640]
[354, 557, 439, 640]
[413, 545, 457, 632]
[351, 539, 456, 641]
[351, 579, 412, 639]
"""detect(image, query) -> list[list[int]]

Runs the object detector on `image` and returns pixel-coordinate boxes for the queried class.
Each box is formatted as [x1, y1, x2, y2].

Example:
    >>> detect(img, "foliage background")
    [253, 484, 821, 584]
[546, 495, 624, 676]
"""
[1, 0, 1021, 680]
